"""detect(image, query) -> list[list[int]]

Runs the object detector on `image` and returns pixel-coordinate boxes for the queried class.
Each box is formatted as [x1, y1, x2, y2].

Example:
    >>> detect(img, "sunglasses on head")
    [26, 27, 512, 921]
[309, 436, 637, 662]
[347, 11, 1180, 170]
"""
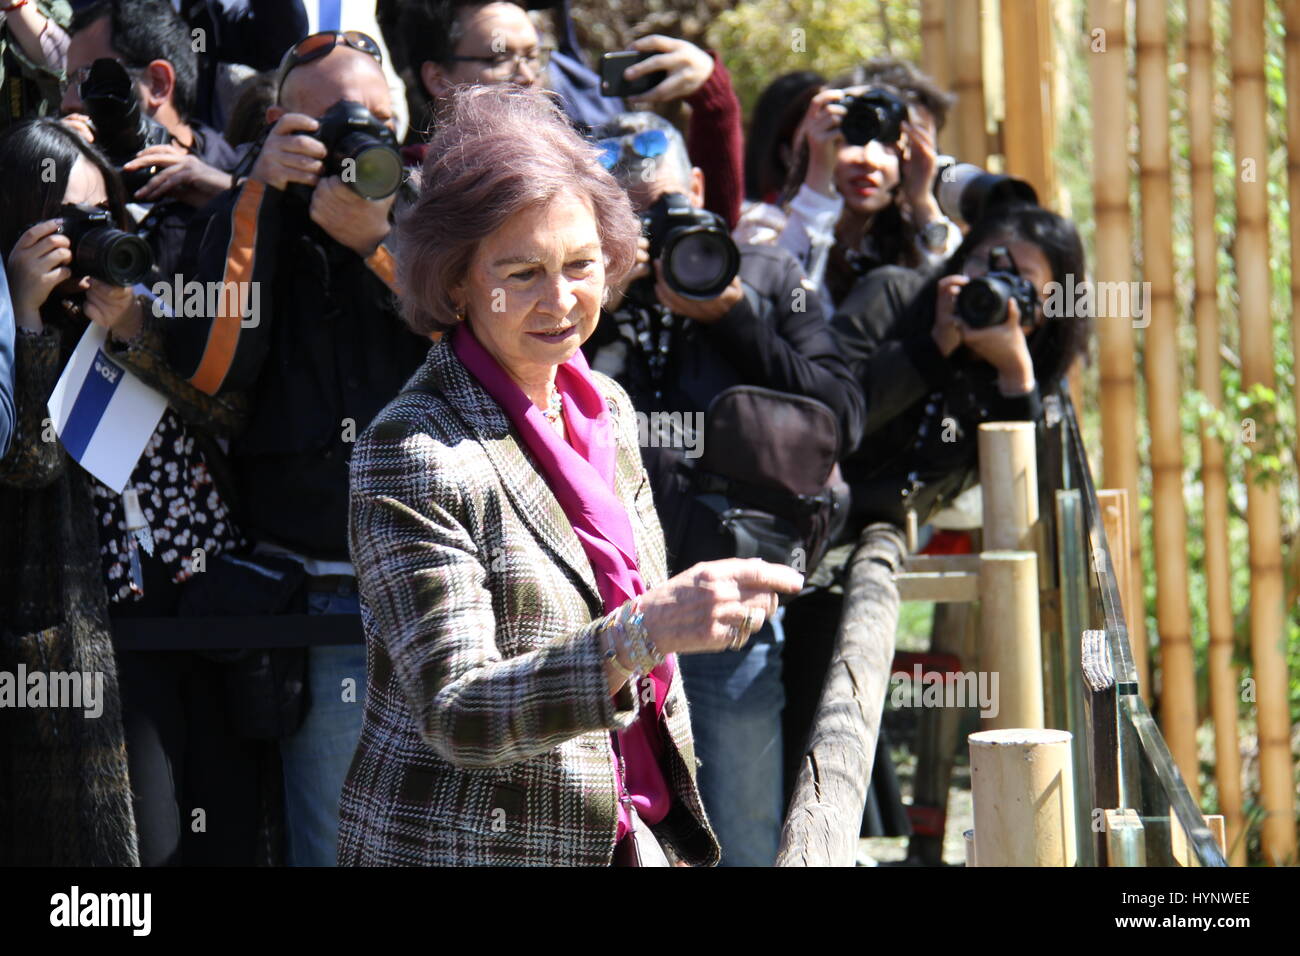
[275, 31, 383, 100]
[595, 129, 669, 172]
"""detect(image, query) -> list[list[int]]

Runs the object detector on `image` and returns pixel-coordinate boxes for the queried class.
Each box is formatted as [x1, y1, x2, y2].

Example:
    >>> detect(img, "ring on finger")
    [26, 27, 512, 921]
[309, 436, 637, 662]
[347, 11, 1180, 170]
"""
[741, 607, 758, 639]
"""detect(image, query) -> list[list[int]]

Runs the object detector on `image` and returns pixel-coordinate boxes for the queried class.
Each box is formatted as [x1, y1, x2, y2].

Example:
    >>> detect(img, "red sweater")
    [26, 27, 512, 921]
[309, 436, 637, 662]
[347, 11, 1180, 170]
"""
[688, 52, 744, 230]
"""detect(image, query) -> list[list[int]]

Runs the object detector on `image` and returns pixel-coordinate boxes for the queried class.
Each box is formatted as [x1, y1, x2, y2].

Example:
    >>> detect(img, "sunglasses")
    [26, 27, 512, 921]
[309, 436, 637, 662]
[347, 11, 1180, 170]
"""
[594, 128, 668, 172]
[275, 31, 383, 100]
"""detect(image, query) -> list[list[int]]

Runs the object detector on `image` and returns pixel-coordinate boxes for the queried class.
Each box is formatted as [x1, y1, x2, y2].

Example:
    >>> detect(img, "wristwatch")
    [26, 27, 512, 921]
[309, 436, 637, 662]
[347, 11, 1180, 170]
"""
[919, 218, 955, 254]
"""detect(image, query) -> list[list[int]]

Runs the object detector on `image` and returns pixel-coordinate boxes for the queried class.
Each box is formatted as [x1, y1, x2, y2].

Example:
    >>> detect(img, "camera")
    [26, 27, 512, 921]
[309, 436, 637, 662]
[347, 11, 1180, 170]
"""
[840, 88, 907, 147]
[78, 58, 172, 194]
[935, 162, 1038, 226]
[58, 203, 154, 286]
[288, 99, 402, 202]
[956, 245, 1039, 330]
[639, 192, 740, 301]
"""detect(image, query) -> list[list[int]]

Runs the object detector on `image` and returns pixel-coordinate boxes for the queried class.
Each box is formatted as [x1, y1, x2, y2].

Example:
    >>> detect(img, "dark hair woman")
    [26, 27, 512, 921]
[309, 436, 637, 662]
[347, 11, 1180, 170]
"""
[0, 118, 249, 865]
[774, 58, 959, 312]
[832, 202, 1091, 529]
[339, 85, 804, 866]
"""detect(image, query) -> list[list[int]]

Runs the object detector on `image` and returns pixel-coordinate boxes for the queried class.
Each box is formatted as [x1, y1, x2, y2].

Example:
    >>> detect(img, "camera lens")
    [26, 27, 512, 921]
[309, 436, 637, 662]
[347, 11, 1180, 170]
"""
[662, 228, 740, 300]
[956, 276, 1010, 329]
[76, 228, 152, 286]
[840, 90, 906, 148]
[337, 134, 402, 200]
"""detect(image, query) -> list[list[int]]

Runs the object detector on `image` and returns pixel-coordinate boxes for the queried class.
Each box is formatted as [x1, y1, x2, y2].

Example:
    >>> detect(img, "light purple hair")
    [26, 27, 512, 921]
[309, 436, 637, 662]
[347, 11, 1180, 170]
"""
[397, 85, 642, 336]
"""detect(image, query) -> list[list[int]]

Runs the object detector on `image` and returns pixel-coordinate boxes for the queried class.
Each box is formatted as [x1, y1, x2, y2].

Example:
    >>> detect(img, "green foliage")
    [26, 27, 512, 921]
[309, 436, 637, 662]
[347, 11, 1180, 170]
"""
[708, 0, 921, 119]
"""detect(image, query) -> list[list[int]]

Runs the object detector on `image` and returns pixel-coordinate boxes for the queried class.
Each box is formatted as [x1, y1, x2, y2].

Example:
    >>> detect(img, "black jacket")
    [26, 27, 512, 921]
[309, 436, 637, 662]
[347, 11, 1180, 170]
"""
[137, 121, 241, 278]
[165, 178, 430, 559]
[584, 242, 864, 573]
[178, 0, 309, 132]
[831, 265, 1043, 529]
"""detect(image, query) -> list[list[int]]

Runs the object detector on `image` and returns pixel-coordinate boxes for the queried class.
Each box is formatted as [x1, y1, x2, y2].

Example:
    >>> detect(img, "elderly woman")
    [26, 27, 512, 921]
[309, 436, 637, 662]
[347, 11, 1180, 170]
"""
[336, 85, 803, 867]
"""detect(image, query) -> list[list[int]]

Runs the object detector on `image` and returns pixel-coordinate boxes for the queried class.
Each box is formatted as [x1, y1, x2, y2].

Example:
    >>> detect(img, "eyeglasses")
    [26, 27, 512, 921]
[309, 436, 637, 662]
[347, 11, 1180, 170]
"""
[594, 129, 668, 172]
[275, 31, 383, 100]
[60, 58, 145, 95]
[448, 46, 553, 80]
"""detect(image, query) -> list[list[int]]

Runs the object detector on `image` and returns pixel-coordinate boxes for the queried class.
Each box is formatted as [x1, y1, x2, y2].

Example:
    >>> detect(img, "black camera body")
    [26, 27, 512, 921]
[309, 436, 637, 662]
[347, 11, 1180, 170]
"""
[79, 58, 172, 194]
[956, 246, 1039, 330]
[287, 99, 402, 203]
[638, 192, 740, 302]
[840, 88, 907, 147]
[58, 203, 154, 286]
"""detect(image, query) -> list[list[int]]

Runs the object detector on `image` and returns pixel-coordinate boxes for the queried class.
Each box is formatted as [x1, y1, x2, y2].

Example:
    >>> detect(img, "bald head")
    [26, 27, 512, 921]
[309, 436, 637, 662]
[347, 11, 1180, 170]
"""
[273, 45, 394, 127]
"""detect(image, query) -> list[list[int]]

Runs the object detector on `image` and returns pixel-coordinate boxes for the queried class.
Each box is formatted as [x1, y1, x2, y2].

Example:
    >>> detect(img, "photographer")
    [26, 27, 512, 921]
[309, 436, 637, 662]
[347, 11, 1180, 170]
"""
[778, 58, 957, 313]
[399, 1, 744, 228]
[832, 202, 1089, 530]
[0, 118, 248, 865]
[60, 0, 242, 276]
[164, 31, 430, 867]
[583, 112, 864, 866]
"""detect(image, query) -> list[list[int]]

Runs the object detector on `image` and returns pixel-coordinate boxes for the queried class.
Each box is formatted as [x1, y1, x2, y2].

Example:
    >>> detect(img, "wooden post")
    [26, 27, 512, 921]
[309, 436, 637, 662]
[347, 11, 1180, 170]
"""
[969, 728, 1077, 866]
[777, 524, 905, 867]
[999, 0, 1058, 204]
[1087, 0, 1147, 702]
[1205, 814, 1227, 857]
[1135, 0, 1198, 801]
[1096, 488, 1146, 696]
[979, 551, 1043, 730]
[978, 422, 1040, 553]
[1188, 0, 1245, 866]
[947, 0, 988, 166]
[1105, 808, 1147, 866]
[1231, 0, 1297, 867]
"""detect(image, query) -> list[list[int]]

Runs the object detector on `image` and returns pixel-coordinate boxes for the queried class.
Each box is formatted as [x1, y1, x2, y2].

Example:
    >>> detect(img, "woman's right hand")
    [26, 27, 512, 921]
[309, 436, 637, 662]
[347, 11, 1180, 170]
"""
[932, 273, 968, 357]
[7, 219, 72, 332]
[795, 88, 845, 199]
[637, 558, 805, 657]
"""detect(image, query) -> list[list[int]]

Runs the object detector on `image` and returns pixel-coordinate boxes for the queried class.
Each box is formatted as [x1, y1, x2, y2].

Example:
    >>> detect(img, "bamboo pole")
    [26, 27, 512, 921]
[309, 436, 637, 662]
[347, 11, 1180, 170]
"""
[1136, 0, 1198, 802]
[999, 0, 1058, 204]
[1289, 1, 1300, 476]
[969, 728, 1077, 866]
[978, 422, 1040, 552]
[1086, 0, 1147, 700]
[978, 551, 1043, 730]
[947, 0, 988, 167]
[1188, 0, 1245, 866]
[1230, 0, 1297, 867]
[921, 0, 950, 97]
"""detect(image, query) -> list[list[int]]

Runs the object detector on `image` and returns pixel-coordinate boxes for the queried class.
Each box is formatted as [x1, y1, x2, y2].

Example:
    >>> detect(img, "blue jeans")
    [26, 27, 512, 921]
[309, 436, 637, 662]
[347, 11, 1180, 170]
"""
[679, 614, 785, 867]
[279, 587, 366, 867]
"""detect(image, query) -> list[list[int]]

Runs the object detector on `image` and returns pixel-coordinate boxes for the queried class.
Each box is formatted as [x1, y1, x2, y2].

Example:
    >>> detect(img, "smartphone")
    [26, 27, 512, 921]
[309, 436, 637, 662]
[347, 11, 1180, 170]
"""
[600, 51, 666, 98]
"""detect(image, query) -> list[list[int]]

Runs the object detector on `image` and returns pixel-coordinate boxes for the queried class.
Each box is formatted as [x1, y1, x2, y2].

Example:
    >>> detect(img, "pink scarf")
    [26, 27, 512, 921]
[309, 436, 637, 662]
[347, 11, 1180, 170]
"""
[452, 326, 674, 836]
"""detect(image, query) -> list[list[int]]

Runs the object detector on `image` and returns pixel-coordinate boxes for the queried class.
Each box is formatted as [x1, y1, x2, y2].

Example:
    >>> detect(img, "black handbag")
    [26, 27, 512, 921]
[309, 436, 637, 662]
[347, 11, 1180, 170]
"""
[684, 385, 849, 576]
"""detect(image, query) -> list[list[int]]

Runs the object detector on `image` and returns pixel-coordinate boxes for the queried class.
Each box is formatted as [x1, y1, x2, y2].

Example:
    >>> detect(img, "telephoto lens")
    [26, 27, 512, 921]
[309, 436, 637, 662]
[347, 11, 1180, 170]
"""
[935, 163, 1039, 226]
[58, 203, 154, 286]
[839, 88, 907, 148]
[641, 192, 740, 301]
[78, 58, 171, 193]
[956, 272, 1039, 330]
[314, 99, 403, 200]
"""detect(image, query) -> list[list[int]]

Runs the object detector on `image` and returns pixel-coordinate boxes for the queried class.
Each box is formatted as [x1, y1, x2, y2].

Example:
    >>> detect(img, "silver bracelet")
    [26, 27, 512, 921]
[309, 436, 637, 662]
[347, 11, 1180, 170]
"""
[598, 615, 634, 678]
[617, 602, 663, 674]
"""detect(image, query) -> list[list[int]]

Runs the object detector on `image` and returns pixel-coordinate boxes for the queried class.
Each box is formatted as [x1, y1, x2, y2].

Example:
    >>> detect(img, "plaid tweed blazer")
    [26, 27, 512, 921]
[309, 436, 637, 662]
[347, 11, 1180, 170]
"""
[337, 339, 720, 866]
